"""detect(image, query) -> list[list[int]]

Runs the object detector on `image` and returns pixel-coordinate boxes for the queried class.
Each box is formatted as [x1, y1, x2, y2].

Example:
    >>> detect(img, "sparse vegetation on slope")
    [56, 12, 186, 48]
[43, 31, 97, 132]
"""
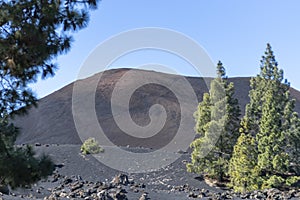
[81, 137, 104, 155]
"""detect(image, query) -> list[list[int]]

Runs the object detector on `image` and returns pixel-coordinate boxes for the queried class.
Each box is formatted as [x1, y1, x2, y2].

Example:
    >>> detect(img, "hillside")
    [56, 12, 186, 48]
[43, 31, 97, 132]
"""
[13, 68, 300, 147]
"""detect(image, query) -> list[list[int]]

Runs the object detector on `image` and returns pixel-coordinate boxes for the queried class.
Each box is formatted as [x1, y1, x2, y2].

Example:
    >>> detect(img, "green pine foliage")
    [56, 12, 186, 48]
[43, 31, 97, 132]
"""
[229, 44, 300, 192]
[0, 0, 100, 189]
[283, 100, 300, 175]
[189, 44, 300, 192]
[229, 133, 258, 192]
[193, 93, 211, 136]
[0, 117, 54, 188]
[0, 0, 99, 116]
[187, 61, 241, 182]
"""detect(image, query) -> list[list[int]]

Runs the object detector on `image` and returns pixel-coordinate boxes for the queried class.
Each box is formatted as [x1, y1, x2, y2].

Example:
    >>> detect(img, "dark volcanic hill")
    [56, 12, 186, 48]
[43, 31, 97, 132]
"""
[14, 68, 300, 147]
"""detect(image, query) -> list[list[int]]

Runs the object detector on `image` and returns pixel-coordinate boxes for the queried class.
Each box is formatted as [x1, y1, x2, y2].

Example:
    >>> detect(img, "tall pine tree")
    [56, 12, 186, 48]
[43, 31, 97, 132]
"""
[229, 44, 300, 191]
[0, 0, 100, 189]
[187, 61, 240, 182]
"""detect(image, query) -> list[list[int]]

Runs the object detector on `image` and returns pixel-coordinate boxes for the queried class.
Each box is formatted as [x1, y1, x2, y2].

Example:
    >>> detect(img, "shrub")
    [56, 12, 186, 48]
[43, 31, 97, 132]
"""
[262, 175, 285, 189]
[286, 176, 300, 187]
[81, 138, 104, 155]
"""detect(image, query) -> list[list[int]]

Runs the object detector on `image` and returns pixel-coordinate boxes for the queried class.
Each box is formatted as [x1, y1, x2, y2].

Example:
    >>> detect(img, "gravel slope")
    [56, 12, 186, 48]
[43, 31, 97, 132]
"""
[13, 69, 300, 146]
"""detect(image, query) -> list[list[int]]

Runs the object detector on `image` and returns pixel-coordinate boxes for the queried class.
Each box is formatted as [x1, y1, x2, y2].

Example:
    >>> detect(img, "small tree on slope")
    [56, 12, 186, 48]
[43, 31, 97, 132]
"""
[187, 61, 241, 182]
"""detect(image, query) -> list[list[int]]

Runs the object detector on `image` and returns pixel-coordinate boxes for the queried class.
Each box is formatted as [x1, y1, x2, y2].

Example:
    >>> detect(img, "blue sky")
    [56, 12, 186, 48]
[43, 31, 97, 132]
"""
[30, 0, 300, 97]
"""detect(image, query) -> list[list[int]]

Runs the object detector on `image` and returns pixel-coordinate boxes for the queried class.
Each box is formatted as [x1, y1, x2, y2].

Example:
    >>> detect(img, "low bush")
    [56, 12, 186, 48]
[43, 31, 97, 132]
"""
[80, 138, 104, 155]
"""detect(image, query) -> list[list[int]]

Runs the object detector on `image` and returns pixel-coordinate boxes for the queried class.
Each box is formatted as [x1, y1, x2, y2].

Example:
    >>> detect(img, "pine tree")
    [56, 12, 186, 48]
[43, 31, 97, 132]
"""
[187, 61, 241, 182]
[229, 133, 258, 192]
[229, 44, 300, 192]
[0, 0, 100, 189]
[193, 93, 212, 136]
[0, 117, 54, 189]
[0, 0, 99, 116]
[283, 98, 300, 176]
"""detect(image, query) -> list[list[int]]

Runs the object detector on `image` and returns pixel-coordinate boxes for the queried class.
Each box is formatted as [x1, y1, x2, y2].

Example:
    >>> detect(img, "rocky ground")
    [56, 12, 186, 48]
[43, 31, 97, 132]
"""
[0, 144, 299, 200]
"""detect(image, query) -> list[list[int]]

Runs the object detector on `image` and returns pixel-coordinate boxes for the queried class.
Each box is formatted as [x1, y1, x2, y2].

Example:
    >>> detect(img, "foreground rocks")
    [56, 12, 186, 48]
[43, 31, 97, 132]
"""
[2, 171, 300, 199]
[42, 173, 300, 200]
[184, 187, 300, 200]
[43, 173, 134, 200]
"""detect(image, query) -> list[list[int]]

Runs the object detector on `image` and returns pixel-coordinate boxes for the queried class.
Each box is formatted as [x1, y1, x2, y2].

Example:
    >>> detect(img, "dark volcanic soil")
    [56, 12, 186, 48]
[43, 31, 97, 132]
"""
[4, 145, 221, 200]
[3, 145, 299, 200]
[7, 69, 300, 199]
[13, 69, 300, 146]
